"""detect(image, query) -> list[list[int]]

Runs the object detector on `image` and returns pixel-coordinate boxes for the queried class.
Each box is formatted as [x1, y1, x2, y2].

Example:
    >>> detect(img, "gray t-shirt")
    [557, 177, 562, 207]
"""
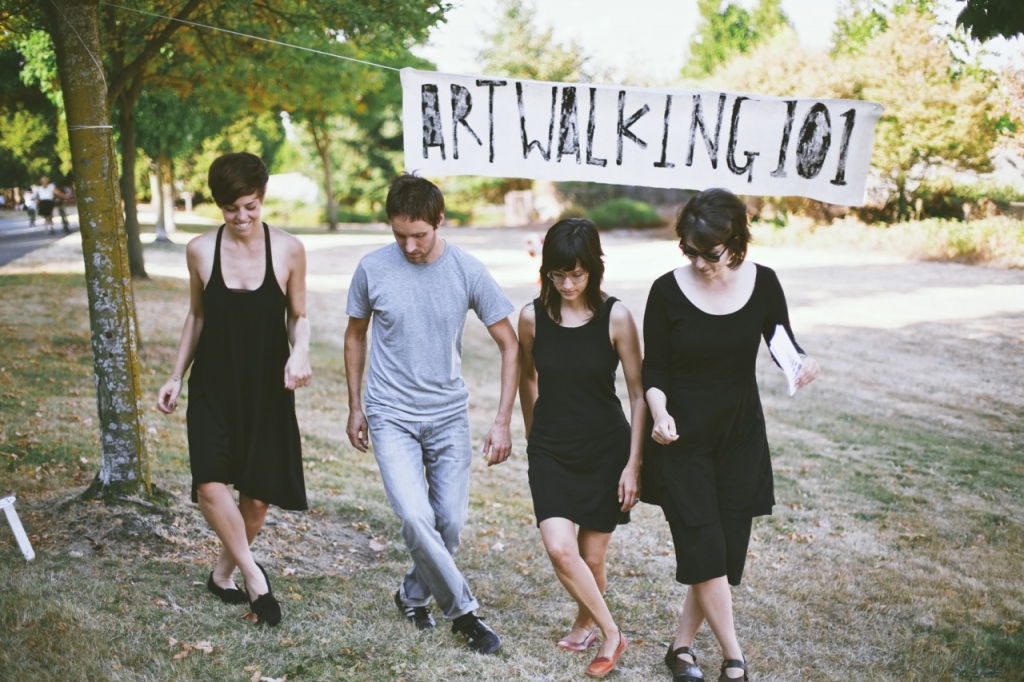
[346, 240, 514, 421]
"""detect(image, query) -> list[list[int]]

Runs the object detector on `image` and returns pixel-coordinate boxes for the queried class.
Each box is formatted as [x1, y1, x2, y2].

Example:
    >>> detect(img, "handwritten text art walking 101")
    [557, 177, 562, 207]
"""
[401, 68, 882, 206]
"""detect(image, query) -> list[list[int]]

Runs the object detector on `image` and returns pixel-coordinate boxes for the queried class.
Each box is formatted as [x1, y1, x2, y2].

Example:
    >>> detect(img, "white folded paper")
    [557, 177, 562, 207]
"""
[768, 324, 803, 397]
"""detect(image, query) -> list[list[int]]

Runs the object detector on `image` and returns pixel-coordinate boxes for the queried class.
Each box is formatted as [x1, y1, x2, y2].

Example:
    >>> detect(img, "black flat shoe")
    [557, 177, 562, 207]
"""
[207, 571, 249, 604]
[247, 562, 282, 626]
[717, 658, 748, 682]
[666, 644, 705, 681]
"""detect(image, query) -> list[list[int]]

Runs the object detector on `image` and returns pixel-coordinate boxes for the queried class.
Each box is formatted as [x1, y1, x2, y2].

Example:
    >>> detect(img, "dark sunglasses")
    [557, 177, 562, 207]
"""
[679, 241, 726, 263]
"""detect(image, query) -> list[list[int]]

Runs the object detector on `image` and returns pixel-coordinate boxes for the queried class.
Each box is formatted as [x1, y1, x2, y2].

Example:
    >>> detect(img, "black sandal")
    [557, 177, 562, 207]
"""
[247, 562, 282, 626]
[717, 658, 748, 682]
[207, 572, 249, 604]
[665, 644, 704, 681]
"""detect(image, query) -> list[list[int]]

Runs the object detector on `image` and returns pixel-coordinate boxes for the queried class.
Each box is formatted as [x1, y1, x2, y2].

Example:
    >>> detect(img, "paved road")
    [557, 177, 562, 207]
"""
[0, 208, 79, 266]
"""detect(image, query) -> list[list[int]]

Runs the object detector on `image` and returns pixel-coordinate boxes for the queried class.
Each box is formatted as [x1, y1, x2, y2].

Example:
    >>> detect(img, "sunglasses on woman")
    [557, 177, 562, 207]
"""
[679, 241, 726, 263]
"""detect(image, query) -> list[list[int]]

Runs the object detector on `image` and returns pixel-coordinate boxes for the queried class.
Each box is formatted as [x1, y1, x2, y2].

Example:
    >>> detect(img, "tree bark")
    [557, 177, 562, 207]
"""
[310, 119, 337, 230]
[160, 154, 176, 236]
[118, 80, 149, 278]
[41, 0, 152, 500]
[150, 165, 166, 241]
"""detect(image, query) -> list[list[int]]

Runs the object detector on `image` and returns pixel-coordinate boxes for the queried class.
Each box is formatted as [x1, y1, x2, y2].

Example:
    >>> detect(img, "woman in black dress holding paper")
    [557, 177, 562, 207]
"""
[642, 189, 820, 682]
[519, 218, 644, 678]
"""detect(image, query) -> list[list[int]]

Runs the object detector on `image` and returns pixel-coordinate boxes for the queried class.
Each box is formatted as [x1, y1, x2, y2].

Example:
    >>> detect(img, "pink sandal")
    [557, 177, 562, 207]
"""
[556, 629, 597, 652]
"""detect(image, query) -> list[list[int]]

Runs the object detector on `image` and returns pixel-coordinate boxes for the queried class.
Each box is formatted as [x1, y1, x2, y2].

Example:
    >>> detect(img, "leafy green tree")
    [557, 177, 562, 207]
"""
[832, 0, 936, 55]
[681, 0, 791, 79]
[5, 0, 451, 274]
[0, 47, 59, 187]
[478, 0, 593, 82]
[717, 8, 1000, 220]
[956, 0, 1024, 41]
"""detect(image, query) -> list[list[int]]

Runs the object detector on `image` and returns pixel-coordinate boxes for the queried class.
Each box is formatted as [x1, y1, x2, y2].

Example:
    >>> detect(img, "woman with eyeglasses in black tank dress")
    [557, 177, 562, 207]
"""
[519, 218, 645, 678]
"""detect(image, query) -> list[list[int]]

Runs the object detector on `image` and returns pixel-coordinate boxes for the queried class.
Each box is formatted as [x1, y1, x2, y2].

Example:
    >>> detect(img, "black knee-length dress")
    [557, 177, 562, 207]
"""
[186, 223, 307, 510]
[527, 297, 632, 532]
[640, 265, 802, 526]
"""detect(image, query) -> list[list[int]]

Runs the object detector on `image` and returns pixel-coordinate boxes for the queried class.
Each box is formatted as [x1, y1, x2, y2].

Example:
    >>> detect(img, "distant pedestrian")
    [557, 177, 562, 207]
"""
[56, 184, 72, 233]
[23, 191, 36, 227]
[35, 176, 67, 235]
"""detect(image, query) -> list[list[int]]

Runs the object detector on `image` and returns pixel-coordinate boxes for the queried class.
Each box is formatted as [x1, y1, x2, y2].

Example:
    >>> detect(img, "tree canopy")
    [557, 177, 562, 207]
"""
[681, 0, 791, 79]
[956, 0, 1024, 41]
[478, 0, 593, 83]
[716, 6, 1002, 219]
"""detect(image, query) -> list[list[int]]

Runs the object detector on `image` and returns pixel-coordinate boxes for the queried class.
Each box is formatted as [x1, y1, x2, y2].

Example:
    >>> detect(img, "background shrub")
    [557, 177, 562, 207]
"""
[588, 198, 665, 229]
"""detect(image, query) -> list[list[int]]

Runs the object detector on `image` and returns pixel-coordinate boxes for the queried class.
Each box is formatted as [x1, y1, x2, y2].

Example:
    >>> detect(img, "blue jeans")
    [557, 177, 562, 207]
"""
[367, 411, 479, 620]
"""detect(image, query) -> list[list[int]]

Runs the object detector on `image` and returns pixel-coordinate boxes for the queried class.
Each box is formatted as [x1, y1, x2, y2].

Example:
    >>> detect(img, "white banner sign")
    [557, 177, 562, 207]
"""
[401, 68, 883, 206]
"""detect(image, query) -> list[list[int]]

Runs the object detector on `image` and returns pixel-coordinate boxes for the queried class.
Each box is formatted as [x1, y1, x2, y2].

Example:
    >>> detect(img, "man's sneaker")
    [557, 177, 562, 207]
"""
[394, 591, 435, 630]
[452, 615, 502, 654]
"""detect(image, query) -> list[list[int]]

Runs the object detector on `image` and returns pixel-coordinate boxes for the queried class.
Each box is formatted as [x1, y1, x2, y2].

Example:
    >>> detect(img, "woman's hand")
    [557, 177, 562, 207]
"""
[284, 349, 312, 390]
[650, 412, 679, 445]
[618, 464, 641, 512]
[796, 356, 821, 389]
[156, 376, 182, 414]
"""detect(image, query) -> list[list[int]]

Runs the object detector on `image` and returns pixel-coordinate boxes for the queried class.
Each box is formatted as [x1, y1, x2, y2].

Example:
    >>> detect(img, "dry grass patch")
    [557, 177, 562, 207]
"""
[2, 232, 1023, 680]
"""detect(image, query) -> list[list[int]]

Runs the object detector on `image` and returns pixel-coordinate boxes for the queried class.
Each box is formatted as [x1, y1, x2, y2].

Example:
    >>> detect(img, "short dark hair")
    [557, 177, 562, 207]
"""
[385, 173, 445, 228]
[539, 218, 605, 324]
[208, 152, 269, 207]
[675, 188, 750, 269]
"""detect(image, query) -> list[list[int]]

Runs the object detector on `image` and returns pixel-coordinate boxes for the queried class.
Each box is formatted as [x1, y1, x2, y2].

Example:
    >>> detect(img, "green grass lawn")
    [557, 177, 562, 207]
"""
[1, 233, 1022, 680]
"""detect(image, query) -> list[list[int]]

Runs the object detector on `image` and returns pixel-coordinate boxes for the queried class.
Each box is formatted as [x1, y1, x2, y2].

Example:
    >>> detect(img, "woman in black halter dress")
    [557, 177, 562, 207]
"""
[156, 152, 311, 626]
[519, 218, 644, 678]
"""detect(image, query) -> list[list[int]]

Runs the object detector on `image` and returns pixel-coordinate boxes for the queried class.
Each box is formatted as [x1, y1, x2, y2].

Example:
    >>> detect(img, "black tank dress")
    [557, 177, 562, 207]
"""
[527, 297, 632, 532]
[186, 223, 307, 510]
[640, 265, 801, 526]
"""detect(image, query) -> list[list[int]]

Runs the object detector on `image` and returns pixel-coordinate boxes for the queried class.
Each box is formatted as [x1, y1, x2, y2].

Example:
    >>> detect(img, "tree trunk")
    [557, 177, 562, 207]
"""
[310, 120, 336, 231]
[41, 0, 152, 500]
[118, 79, 149, 278]
[150, 165, 166, 241]
[160, 154, 176, 236]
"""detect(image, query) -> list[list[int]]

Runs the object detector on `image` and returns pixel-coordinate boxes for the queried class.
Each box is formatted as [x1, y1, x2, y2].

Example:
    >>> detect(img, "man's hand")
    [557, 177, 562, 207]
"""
[482, 422, 512, 466]
[347, 408, 369, 452]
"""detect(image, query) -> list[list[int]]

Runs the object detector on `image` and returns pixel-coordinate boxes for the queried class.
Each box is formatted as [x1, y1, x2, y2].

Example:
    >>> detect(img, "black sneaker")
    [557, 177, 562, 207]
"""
[394, 591, 435, 630]
[453, 615, 502, 654]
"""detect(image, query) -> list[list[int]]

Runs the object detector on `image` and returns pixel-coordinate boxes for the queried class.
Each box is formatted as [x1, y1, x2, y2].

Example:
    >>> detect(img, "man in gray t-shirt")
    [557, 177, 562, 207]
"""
[344, 174, 519, 654]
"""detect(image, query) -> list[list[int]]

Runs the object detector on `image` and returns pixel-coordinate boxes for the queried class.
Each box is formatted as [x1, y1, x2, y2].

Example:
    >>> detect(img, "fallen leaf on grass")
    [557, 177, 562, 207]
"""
[368, 539, 386, 552]
[193, 641, 213, 654]
[0, 451, 18, 460]
[282, 567, 297, 576]
[153, 598, 168, 607]
[1000, 620, 1020, 635]
[491, 541, 504, 552]
[172, 650, 189, 662]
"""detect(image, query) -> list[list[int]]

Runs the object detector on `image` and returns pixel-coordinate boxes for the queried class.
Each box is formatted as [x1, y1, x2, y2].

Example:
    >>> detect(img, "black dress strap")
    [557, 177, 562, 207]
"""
[210, 225, 225, 289]
[261, 222, 275, 288]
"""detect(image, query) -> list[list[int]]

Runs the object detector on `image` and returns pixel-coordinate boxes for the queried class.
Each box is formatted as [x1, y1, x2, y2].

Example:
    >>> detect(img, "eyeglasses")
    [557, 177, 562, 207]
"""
[547, 269, 589, 285]
[679, 242, 726, 263]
